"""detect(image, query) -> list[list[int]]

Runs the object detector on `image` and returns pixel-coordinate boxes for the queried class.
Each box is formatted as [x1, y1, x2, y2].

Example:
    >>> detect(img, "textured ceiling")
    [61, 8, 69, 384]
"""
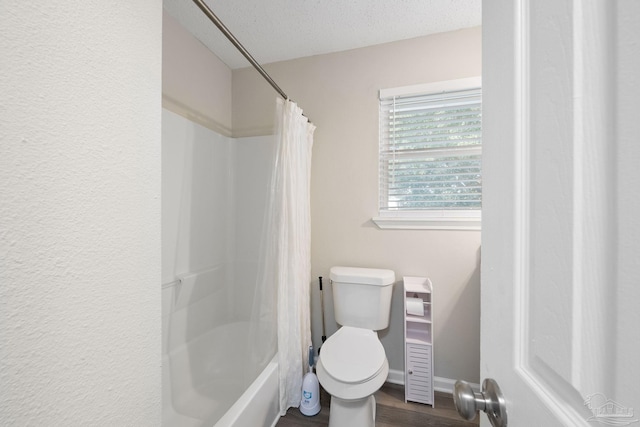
[163, 0, 481, 69]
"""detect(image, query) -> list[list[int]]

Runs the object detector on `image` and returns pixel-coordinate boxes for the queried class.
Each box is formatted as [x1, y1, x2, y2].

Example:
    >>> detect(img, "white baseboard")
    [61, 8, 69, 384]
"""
[386, 369, 480, 395]
[387, 368, 405, 385]
[433, 376, 480, 394]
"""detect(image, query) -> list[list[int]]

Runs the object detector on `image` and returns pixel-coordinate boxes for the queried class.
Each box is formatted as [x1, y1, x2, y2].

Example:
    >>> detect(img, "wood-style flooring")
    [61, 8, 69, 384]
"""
[276, 383, 479, 427]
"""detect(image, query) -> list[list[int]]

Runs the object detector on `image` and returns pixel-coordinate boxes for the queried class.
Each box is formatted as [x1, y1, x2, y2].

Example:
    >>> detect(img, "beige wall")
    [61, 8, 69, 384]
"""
[163, 11, 232, 136]
[233, 27, 482, 384]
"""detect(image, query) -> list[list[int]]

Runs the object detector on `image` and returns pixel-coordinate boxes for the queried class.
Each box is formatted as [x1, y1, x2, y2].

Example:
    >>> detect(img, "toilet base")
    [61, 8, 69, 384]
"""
[328, 394, 376, 427]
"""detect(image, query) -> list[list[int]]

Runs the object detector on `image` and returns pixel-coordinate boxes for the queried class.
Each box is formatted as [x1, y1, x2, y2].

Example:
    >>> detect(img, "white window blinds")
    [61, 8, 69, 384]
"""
[379, 82, 482, 215]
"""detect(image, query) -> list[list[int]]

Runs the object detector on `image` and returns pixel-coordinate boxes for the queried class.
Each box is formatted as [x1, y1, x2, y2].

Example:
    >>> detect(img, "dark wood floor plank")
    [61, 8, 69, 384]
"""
[276, 383, 478, 427]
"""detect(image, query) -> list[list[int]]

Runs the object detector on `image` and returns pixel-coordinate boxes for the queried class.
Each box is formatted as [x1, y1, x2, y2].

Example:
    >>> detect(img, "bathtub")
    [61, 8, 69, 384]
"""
[163, 320, 279, 427]
[163, 275, 280, 427]
[214, 355, 279, 427]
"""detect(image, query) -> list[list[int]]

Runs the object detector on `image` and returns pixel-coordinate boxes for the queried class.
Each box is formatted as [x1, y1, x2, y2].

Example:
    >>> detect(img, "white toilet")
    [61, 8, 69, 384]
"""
[316, 266, 395, 427]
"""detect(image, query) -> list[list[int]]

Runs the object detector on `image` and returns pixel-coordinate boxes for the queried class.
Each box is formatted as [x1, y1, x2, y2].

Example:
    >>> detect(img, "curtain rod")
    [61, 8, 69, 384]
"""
[192, 0, 289, 101]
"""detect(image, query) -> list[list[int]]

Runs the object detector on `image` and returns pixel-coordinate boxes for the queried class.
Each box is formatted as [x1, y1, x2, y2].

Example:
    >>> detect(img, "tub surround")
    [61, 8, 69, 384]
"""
[162, 109, 276, 425]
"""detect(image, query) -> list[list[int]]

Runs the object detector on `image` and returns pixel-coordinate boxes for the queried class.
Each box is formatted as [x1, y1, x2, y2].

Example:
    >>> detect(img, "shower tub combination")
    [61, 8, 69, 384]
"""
[162, 109, 278, 426]
[164, 0, 316, 423]
[162, 270, 279, 427]
[163, 0, 316, 422]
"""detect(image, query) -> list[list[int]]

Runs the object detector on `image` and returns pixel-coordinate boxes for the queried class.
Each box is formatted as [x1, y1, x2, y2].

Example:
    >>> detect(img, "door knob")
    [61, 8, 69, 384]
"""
[453, 378, 507, 427]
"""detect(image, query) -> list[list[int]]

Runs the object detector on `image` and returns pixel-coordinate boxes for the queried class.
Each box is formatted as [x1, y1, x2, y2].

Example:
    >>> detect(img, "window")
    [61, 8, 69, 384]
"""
[374, 77, 482, 230]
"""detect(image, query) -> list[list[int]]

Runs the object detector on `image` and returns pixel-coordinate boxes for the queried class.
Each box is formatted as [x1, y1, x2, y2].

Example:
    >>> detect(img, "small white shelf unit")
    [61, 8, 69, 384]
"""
[403, 276, 434, 406]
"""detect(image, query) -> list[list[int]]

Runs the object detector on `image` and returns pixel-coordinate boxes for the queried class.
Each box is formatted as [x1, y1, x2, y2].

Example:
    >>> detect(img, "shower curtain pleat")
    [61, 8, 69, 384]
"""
[272, 98, 315, 415]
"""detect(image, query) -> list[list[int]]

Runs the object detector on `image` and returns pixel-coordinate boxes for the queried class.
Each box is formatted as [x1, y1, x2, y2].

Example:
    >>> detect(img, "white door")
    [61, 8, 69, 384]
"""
[476, 0, 640, 426]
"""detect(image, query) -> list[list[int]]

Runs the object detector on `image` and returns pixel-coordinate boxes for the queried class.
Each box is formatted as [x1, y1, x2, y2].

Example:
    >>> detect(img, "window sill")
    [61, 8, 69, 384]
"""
[372, 216, 481, 231]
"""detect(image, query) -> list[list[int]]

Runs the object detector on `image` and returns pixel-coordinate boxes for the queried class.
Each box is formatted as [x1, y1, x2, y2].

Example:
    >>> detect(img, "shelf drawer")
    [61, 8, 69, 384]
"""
[406, 343, 433, 405]
[406, 322, 432, 344]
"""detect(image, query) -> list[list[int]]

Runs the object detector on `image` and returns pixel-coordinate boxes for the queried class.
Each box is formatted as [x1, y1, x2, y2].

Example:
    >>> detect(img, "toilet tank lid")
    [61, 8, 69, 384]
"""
[330, 266, 395, 286]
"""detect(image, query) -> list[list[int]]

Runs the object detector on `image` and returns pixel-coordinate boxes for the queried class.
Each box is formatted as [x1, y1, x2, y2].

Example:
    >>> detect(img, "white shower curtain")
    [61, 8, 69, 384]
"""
[271, 98, 315, 415]
[247, 98, 314, 414]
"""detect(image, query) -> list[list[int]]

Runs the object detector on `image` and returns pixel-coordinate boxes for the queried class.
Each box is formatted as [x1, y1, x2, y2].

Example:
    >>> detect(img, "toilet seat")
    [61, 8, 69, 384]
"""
[319, 326, 386, 384]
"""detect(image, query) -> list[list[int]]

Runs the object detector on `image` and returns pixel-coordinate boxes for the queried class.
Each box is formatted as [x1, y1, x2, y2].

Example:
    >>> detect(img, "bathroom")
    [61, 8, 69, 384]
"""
[2, 1, 481, 424]
[161, 1, 480, 425]
[4, 1, 638, 426]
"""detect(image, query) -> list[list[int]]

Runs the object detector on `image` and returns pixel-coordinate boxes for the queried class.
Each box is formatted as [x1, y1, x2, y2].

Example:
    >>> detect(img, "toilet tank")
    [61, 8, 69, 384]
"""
[330, 266, 396, 330]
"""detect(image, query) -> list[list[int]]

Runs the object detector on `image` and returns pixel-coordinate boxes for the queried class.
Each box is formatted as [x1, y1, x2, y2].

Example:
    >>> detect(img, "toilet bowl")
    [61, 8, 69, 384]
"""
[316, 266, 395, 427]
[316, 327, 389, 427]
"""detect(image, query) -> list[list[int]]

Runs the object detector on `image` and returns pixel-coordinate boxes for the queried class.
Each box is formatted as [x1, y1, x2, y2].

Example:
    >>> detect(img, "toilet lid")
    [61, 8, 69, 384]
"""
[320, 327, 386, 384]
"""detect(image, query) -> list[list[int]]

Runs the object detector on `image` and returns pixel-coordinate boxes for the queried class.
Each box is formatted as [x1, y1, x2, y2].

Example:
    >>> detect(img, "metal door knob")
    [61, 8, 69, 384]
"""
[453, 378, 507, 427]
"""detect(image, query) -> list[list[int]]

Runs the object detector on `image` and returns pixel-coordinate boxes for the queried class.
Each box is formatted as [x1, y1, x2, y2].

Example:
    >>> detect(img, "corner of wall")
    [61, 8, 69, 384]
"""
[163, 10, 233, 134]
